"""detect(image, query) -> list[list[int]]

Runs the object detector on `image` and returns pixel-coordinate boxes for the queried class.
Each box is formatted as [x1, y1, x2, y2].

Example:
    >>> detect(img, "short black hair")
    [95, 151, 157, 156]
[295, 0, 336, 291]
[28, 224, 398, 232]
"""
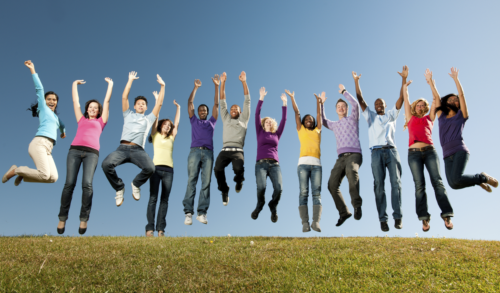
[134, 96, 148, 105]
[198, 104, 209, 115]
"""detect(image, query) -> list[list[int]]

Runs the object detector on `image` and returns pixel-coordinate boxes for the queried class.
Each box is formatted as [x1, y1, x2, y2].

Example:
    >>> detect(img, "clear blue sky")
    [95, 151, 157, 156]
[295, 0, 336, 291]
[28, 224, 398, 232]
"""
[1, 0, 499, 239]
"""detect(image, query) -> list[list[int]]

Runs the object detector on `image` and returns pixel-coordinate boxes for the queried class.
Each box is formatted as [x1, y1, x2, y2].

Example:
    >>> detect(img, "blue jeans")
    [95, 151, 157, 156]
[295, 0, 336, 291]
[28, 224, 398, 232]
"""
[297, 164, 322, 206]
[58, 149, 99, 222]
[101, 145, 155, 191]
[255, 161, 282, 213]
[408, 149, 453, 220]
[371, 148, 402, 222]
[183, 148, 213, 216]
[146, 169, 173, 232]
[444, 151, 485, 189]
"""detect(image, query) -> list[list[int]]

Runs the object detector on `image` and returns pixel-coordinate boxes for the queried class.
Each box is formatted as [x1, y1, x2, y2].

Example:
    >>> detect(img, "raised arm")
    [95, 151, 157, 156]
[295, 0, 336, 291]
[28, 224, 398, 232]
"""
[315, 92, 324, 129]
[187, 79, 201, 118]
[255, 87, 266, 135]
[277, 93, 288, 137]
[72, 80, 86, 122]
[396, 65, 409, 110]
[341, 88, 360, 120]
[449, 67, 468, 119]
[172, 99, 181, 139]
[424, 69, 440, 121]
[122, 71, 139, 112]
[317, 92, 334, 130]
[352, 71, 367, 112]
[219, 73, 229, 122]
[25, 61, 43, 105]
[239, 71, 251, 123]
[402, 80, 413, 125]
[101, 77, 113, 123]
[151, 91, 160, 136]
[151, 74, 165, 118]
[285, 90, 301, 131]
[212, 74, 220, 120]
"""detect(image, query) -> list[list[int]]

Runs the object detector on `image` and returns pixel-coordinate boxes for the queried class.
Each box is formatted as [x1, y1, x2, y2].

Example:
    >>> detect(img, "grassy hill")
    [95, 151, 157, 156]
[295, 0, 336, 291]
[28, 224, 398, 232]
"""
[1, 236, 499, 292]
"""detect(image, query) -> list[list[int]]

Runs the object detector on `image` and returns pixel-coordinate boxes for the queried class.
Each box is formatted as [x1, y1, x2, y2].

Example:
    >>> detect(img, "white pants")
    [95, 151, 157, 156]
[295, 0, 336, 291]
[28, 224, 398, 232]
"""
[16, 136, 58, 183]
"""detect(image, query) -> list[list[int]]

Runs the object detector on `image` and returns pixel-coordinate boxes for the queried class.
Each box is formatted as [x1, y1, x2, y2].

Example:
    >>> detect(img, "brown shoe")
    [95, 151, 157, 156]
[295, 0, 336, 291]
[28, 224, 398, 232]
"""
[14, 176, 23, 186]
[482, 172, 498, 188]
[158, 231, 165, 237]
[479, 183, 492, 193]
[146, 230, 154, 237]
[443, 217, 453, 230]
[2, 165, 17, 183]
[422, 219, 430, 232]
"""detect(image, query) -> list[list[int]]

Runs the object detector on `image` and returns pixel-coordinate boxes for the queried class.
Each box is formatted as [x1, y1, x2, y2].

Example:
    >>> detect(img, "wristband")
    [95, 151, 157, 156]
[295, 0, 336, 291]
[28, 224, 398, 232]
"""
[341, 89, 346, 94]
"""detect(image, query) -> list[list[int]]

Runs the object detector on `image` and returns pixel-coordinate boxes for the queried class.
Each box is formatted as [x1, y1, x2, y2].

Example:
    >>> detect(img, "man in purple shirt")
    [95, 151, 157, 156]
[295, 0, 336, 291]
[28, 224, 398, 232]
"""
[182, 75, 220, 226]
[320, 82, 363, 227]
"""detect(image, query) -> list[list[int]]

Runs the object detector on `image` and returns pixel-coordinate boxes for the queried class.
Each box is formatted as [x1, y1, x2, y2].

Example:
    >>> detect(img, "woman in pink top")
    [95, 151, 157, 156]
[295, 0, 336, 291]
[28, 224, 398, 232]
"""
[57, 78, 113, 235]
[402, 79, 453, 232]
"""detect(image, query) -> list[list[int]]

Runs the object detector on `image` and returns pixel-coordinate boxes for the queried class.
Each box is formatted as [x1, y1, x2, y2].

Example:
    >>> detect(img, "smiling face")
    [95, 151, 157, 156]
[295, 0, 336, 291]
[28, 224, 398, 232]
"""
[198, 105, 208, 120]
[230, 105, 241, 119]
[374, 99, 386, 115]
[134, 99, 147, 114]
[264, 118, 273, 132]
[447, 95, 459, 109]
[45, 94, 58, 112]
[415, 101, 427, 116]
[161, 120, 171, 135]
[336, 100, 348, 119]
[303, 115, 315, 130]
[87, 102, 100, 119]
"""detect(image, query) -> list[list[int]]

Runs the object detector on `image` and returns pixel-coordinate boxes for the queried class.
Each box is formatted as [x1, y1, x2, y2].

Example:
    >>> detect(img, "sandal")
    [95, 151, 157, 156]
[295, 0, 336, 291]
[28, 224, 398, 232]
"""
[422, 219, 430, 232]
[146, 230, 154, 237]
[443, 217, 453, 230]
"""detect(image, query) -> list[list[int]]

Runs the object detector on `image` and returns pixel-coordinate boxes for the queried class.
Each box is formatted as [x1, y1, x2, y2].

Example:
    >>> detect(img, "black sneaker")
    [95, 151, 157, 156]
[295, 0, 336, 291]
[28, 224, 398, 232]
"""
[251, 209, 260, 220]
[395, 219, 403, 229]
[354, 207, 362, 220]
[271, 212, 278, 223]
[222, 187, 229, 206]
[381, 221, 389, 232]
[336, 213, 352, 227]
[235, 182, 243, 193]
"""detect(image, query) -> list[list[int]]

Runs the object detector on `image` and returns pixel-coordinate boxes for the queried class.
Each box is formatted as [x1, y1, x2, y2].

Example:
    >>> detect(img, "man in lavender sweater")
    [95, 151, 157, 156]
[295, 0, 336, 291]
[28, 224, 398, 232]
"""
[320, 84, 363, 227]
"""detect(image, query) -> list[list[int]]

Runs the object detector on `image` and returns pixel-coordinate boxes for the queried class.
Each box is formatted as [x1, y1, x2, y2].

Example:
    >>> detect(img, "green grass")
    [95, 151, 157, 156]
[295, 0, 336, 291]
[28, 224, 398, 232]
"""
[1, 236, 499, 292]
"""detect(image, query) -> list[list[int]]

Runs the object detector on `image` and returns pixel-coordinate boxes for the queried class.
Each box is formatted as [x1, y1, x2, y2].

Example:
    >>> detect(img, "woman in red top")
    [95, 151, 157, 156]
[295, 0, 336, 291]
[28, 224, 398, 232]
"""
[402, 78, 453, 232]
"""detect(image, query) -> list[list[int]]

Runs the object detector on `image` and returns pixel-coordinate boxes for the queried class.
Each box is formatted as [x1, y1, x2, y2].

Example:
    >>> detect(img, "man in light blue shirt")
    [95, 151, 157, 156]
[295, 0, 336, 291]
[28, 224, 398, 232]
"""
[353, 66, 409, 232]
[102, 71, 165, 207]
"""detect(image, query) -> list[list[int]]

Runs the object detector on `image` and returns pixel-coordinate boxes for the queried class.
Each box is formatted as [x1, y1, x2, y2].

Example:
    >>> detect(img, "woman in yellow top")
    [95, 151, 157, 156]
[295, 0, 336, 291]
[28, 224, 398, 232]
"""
[285, 90, 323, 233]
[146, 92, 180, 237]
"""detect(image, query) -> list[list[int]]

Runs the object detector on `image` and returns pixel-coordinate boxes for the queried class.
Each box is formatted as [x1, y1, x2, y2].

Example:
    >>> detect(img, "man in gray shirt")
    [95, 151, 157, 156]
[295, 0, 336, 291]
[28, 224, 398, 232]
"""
[214, 71, 251, 206]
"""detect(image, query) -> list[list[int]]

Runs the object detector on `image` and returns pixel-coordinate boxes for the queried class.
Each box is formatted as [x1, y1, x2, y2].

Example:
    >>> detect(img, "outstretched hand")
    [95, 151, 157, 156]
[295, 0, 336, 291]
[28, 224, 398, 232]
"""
[152, 91, 159, 102]
[314, 92, 327, 104]
[239, 71, 246, 82]
[24, 60, 35, 70]
[338, 84, 346, 94]
[285, 89, 294, 99]
[74, 80, 86, 85]
[449, 67, 459, 80]
[397, 65, 409, 79]
[352, 71, 361, 81]
[402, 80, 413, 95]
[194, 79, 202, 88]
[280, 93, 287, 103]
[220, 72, 227, 83]
[424, 69, 434, 85]
[260, 87, 267, 97]
[105, 77, 113, 84]
[157, 74, 165, 86]
[128, 71, 139, 80]
[212, 74, 220, 86]
[173, 99, 179, 107]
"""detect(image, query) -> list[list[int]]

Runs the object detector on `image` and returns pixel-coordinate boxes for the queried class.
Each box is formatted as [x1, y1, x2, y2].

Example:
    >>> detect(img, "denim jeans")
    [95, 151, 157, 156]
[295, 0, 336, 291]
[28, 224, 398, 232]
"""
[146, 169, 173, 232]
[214, 151, 245, 193]
[371, 148, 402, 222]
[444, 150, 485, 190]
[183, 148, 213, 216]
[328, 153, 363, 217]
[255, 161, 282, 213]
[297, 164, 322, 206]
[58, 149, 99, 222]
[408, 149, 453, 220]
[101, 145, 155, 191]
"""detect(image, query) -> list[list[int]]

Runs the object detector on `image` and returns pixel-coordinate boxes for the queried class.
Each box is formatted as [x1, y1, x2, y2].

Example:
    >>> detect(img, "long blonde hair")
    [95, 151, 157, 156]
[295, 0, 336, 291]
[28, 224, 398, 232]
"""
[261, 117, 278, 133]
[403, 98, 430, 131]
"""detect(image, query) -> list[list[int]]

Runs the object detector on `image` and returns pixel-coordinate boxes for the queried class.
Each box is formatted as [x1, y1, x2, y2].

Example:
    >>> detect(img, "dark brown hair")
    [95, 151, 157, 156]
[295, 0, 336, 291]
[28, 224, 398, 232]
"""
[83, 99, 103, 119]
[148, 119, 175, 143]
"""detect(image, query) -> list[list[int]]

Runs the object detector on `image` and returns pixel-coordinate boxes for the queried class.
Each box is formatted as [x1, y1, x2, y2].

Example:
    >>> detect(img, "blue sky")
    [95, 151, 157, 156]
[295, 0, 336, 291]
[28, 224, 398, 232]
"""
[1, 0, 499, 239]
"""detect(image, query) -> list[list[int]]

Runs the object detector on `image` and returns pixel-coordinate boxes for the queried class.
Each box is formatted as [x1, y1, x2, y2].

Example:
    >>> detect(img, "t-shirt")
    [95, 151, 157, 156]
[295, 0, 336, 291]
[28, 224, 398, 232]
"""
[362, 105, 401, 150]
[152, 132, 174, 168]
[438, 109, 469, 158]
[71, 117, 107, 151]
[297, 125, 321, 160]
[190, 115, 217, 150]
[407, 115, 433, 147]
[120, 109, 157, 148]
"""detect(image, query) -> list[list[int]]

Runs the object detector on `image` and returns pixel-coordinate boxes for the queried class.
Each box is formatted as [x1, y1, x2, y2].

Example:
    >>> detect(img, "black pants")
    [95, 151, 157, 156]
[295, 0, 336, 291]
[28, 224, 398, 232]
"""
[214, 151, 245, 193]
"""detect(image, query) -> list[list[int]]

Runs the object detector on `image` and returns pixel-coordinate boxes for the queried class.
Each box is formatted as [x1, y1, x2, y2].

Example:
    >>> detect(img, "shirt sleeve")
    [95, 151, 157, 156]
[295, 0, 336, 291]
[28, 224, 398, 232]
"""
[240, 94, 251, 124]
[343, 91, 360, 121]
[220, 99, 230, 122]
[255, 100, 263, 136]
[123, 108, 131, 118]
[58, 117, 66, 134]
[321, 103, 336, 131]
[99, 117, 107, 129]
[209, 115, 217, 127]
[147, 112, 158, 125]
[276, 106, 287, 139]
[32, 73, 45, 111]
[361, 106, 374, 124]
[387, 105, 401, 122]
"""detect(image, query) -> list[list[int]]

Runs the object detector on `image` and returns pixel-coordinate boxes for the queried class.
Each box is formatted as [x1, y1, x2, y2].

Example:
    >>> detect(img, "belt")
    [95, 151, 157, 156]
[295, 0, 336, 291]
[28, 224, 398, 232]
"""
[222, 147, 244, 152]
[257, 159, 278, 164]
[338, 152, 359, 158]
[409, 145, 434, 152]
[193, 146, 210, 150]
[373, 146, 395, 150]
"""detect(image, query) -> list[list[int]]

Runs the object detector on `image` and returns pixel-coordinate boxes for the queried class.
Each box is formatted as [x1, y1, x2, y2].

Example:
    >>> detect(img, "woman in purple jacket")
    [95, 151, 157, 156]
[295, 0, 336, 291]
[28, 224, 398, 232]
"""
[251, 87, 287, 223]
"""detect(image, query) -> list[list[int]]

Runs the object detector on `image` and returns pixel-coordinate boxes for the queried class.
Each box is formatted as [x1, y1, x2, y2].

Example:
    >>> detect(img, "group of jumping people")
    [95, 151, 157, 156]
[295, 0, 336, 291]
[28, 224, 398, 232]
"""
[2, 61, 498, 236]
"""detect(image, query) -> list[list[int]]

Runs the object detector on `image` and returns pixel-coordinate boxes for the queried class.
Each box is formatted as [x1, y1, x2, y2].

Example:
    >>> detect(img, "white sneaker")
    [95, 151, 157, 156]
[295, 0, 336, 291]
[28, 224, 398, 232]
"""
[184, 213, 193, 225]
[196, 214, 208, 224]
[115, 188, 125, 206]
[131, 182, 141, 200]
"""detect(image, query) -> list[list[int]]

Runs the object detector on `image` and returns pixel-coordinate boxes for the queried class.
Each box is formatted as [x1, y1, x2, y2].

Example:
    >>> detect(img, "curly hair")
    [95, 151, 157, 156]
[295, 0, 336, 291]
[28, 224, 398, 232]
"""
[261, 117, 278, 133]
[403, 98, 430, 131]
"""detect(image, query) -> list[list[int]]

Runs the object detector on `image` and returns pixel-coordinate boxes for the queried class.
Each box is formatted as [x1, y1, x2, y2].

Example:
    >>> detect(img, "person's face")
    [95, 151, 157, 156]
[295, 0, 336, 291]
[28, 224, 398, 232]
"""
[264, 119, 273, 132]
[336, 101, 348, 118]
[198, 106, 208, 120]
[304, 115, 314, 130]
[134, 100, 147, 114]
[447, 95, 459, 108]
[45, 94, 57, 112]
[230, 105, 241, 119]
[87, 102, 100, 118]
[161, 121, 171, 134]
[374, 99, 386, 115]
[415, 101, 426, 116]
